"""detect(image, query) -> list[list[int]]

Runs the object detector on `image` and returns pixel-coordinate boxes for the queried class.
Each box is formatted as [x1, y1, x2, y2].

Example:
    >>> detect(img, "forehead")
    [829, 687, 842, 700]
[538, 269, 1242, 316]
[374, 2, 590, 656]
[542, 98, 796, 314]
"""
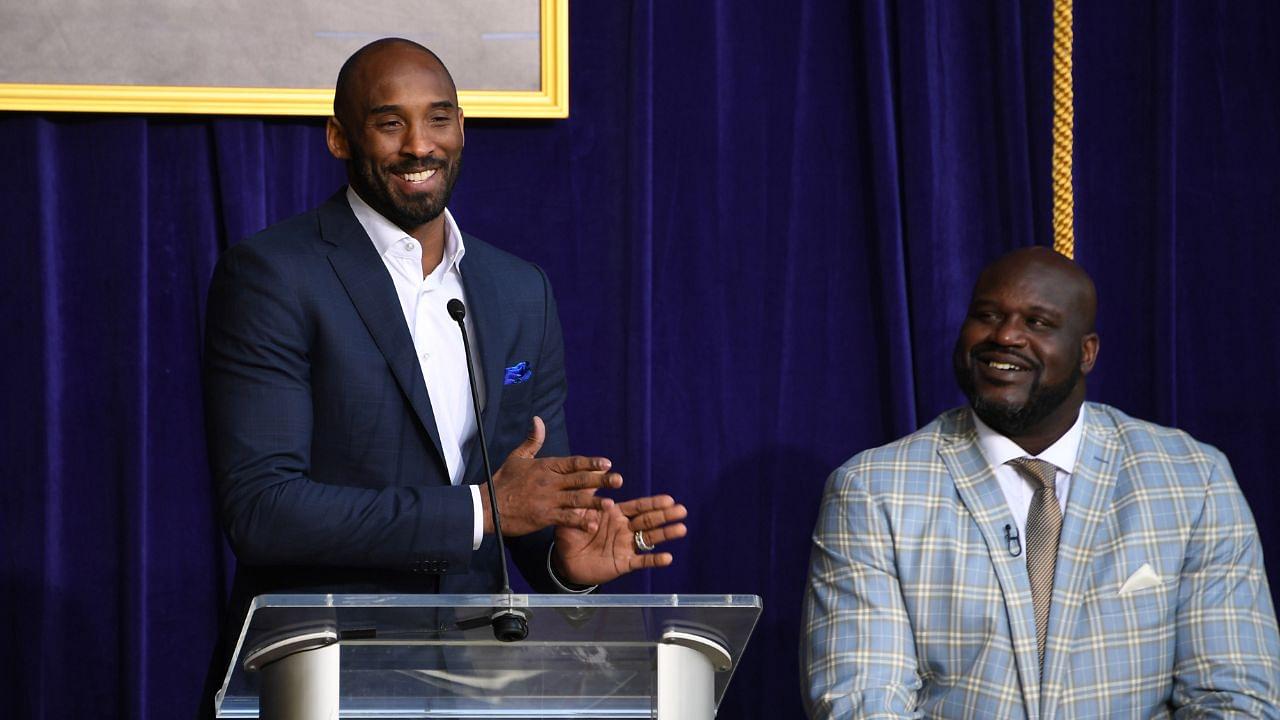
[351, 48, 456, 112]
[971, 262, 1081, 315]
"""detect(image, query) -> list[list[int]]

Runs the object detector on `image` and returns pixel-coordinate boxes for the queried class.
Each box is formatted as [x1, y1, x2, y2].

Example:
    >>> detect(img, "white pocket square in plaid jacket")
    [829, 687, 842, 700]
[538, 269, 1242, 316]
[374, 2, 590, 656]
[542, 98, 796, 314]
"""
[1118, 562, 1163, 595]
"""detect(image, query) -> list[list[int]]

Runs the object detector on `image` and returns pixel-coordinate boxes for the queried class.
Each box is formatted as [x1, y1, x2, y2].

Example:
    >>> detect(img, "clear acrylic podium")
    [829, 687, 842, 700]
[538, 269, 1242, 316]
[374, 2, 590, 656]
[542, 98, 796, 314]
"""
[215, 593, 762, 719]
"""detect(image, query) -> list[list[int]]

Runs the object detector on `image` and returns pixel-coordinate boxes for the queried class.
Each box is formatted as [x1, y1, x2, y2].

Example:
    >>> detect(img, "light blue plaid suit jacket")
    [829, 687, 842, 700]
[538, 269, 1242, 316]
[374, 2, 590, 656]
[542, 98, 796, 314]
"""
[802, 403, 1280, 719]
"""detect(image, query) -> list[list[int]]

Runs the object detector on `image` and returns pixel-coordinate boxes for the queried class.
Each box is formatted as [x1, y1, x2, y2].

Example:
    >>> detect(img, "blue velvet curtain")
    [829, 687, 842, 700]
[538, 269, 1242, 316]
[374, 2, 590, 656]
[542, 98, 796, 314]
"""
[2, 1, 1276, 718]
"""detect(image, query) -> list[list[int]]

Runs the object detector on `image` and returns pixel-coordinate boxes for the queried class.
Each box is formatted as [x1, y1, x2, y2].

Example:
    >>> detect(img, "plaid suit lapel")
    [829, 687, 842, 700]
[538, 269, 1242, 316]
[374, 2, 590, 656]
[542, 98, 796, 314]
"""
[938, 410, 1043, 719]
[1040, 404, 1121, 717]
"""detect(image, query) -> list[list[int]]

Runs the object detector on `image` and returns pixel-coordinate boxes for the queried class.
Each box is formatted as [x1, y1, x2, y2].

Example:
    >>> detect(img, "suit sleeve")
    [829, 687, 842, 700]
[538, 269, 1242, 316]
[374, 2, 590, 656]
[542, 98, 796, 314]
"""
[1170, 452, 1280, 718]
[801, 468, 923, 719]
[506, 263, 571, 592]
[204, 242, 476, 572]
[526, 264, 570, 457]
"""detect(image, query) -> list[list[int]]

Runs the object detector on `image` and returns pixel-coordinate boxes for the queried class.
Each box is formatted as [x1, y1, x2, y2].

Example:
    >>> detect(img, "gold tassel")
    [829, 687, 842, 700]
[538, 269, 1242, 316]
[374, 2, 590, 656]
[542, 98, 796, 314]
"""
[1051, 0, 1075, 259]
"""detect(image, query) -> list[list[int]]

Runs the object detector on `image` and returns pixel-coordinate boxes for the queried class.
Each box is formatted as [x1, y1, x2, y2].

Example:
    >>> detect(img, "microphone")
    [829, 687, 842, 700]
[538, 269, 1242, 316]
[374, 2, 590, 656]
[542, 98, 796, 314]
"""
[1004, 524, 1022, 557]
[447, 298, 530, 642]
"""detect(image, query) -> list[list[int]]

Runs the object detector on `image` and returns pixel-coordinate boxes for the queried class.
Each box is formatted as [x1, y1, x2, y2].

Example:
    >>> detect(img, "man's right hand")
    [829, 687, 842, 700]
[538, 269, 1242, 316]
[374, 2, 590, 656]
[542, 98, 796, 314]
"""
[480, 416, 622, 536]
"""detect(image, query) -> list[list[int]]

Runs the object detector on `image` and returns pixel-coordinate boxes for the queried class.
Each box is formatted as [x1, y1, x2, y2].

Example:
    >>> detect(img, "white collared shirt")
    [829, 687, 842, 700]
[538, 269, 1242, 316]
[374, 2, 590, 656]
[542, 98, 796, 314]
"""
[347, 187, 484, 549]
[971, 406, 1084, 565]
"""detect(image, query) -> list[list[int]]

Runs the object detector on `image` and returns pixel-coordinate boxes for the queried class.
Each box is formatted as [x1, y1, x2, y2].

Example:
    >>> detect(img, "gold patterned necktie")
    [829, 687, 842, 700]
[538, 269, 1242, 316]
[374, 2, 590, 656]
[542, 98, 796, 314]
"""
[1009, 457, 1062, 672]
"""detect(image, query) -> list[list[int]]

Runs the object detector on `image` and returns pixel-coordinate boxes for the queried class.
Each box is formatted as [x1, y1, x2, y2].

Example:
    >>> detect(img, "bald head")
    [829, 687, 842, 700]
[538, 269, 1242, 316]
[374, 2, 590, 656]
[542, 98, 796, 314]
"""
[974, 246, 1097, 334]
[333, 38, 457, 128]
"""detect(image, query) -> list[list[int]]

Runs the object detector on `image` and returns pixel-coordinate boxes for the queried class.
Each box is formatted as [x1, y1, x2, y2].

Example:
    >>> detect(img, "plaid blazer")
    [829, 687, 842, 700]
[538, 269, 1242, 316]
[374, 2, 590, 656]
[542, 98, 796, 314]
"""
[802, 403, 1280, 719]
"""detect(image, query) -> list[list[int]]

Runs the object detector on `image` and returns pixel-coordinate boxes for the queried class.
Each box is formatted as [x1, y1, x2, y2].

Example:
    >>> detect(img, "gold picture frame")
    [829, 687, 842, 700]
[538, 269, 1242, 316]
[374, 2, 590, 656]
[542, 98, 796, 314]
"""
[0, 0, 567, 118]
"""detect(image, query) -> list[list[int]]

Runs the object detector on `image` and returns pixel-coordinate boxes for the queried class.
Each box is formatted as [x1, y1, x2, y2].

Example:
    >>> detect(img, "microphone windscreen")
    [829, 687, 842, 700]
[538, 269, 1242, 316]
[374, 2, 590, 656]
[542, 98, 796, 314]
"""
[446, 298, 466, 321]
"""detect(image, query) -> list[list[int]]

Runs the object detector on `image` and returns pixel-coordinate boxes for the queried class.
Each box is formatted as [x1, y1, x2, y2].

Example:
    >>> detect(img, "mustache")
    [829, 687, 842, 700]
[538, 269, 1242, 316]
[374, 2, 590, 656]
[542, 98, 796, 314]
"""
[388, 157, 447, 175]
[969, 342, 1040, 370]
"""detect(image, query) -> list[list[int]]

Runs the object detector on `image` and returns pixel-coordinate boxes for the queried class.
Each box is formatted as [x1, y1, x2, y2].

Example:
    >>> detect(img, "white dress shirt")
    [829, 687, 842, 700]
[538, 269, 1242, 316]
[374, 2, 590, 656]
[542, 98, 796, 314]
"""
[971, 406, 1084, 566]
[347, 187, 485, 550]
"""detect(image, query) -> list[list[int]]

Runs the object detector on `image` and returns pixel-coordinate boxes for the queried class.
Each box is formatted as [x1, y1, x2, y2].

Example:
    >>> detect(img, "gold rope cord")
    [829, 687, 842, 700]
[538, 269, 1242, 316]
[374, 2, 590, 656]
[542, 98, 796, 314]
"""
[1051, 0, 1075, 259]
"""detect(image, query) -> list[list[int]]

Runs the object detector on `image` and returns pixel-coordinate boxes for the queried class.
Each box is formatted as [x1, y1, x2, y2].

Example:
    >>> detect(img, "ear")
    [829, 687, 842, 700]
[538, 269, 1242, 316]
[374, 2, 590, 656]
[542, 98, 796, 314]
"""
[326, 116, 351, 160]
[457, 106, 466, 146]
[1079, 333, 1100, 375]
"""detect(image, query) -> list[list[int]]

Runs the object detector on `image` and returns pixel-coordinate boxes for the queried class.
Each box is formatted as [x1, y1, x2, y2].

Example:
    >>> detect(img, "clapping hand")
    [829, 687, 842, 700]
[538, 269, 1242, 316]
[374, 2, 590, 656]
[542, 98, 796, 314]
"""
[553, 494, 689, 587]
[482, 417, 622, 536]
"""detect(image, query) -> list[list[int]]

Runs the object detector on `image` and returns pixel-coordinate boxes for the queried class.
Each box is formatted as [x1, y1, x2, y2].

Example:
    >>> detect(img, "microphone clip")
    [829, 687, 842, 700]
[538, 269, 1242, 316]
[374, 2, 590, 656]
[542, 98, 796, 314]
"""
[1004, 524, 1022, 557]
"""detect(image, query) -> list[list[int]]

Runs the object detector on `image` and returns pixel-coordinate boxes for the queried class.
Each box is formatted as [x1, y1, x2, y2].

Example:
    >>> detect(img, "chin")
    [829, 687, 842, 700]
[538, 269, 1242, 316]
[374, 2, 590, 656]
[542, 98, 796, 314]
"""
[974, 388, 1029, 412]
[970, 400, 1035, 436]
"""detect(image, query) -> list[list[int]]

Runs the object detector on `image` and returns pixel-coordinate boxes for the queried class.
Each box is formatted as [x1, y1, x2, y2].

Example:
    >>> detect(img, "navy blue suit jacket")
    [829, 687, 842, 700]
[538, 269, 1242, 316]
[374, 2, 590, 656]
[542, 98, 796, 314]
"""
[203, 190, 571, 631]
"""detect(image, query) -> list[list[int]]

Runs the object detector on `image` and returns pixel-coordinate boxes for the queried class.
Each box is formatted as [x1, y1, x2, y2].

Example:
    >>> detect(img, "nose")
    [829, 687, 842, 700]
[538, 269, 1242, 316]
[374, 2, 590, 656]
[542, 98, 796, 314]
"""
[401, 121, 435, 158]
[991, 316, 1026, 347]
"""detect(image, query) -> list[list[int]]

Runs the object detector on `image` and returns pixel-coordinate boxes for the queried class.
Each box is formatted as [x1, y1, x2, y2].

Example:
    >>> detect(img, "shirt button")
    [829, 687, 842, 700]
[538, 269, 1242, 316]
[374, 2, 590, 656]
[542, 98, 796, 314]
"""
[405, 241, 416, 251]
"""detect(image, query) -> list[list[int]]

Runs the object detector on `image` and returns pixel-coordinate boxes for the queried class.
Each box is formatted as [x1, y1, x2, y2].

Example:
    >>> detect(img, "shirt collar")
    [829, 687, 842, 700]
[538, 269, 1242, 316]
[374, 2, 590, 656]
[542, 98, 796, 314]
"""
[971, 404, 1086, 474]
[345, 185, 466, 272]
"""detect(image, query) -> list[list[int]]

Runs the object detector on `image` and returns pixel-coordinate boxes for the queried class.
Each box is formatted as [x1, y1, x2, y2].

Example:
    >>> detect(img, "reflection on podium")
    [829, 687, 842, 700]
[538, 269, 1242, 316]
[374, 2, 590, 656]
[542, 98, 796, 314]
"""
[216, 593, 762, 719]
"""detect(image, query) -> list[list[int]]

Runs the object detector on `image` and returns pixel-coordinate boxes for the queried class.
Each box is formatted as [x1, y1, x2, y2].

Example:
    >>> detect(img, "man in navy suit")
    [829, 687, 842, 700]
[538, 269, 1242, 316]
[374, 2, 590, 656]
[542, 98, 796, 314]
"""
[201, 38, 686, 711]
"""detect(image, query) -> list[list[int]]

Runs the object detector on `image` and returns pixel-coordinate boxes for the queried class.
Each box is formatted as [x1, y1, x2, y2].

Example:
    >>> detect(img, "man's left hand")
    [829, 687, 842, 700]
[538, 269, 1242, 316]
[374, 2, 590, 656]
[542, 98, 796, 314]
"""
[553, 495, 688, 587]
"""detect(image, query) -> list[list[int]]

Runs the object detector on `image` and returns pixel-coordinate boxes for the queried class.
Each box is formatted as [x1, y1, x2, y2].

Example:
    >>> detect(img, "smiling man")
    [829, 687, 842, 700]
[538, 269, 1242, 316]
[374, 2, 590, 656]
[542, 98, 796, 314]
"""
[201, 38, 687, 715]
[802, 247, 1280, 718]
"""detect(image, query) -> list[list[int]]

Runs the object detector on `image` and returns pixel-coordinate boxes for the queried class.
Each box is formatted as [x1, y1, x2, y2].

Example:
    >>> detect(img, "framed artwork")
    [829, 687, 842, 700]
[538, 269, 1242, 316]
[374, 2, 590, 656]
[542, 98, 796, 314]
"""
[0, 0, 567, 118]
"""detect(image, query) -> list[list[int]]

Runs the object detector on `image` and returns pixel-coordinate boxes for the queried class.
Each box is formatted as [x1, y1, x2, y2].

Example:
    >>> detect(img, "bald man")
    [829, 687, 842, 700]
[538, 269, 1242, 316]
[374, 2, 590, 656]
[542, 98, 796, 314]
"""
[802, 248, 1280, 718]
[201, 38, 686, 713]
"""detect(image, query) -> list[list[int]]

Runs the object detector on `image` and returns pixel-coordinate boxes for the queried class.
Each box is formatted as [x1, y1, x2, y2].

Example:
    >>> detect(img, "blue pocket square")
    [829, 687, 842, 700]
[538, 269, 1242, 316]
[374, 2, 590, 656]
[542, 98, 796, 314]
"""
[504, 361, 532, 385]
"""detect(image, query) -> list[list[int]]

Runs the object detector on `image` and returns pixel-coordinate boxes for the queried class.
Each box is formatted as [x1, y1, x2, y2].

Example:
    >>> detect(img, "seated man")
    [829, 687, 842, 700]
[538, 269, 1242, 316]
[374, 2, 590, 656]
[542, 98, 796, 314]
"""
[802, 247, 1280, 718]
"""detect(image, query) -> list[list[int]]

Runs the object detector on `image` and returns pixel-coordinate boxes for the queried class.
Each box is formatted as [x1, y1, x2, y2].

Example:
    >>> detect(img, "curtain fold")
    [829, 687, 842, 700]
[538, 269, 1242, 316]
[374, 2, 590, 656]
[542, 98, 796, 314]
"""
[1075, 0, 1280, 573]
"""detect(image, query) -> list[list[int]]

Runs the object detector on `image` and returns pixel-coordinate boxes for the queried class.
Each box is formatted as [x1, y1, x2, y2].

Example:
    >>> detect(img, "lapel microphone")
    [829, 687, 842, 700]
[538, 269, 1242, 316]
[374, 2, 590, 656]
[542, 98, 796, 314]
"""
[1004, 523, 1022, 557]
[447, 298, 529, 642]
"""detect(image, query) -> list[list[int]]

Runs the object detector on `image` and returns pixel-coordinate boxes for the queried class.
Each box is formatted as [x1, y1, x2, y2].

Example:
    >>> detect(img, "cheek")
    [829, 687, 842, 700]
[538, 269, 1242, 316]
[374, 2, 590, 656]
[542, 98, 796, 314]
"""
[1034, 343, 1072, 377]
[356, 136, 398, 164]
[955, 326, 982, 358]
[438, 131, 464, 155]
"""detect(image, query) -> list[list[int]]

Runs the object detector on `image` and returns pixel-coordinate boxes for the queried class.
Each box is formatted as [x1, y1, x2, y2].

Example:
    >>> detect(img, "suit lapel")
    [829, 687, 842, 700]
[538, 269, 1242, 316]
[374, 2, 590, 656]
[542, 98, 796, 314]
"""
[938, 411, 1042, 720]
[1039, 404, 1120, 717]
[318, 193, 447, 470]
[457, 239, 509, 447]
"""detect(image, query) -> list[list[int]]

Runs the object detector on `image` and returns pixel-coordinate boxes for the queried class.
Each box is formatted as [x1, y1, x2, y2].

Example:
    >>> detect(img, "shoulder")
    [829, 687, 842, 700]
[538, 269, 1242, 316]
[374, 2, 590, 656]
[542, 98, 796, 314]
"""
[1084, 402, 1228, 476]
[1083, 403, 1242, 522]
[230, 205, 326, 261]
[459, 234, 560, 321]
[213, 201, 332, 285]
[461, 233, 553, 292]
[827, 408, 969, 498]
[213, 193, 361, 290]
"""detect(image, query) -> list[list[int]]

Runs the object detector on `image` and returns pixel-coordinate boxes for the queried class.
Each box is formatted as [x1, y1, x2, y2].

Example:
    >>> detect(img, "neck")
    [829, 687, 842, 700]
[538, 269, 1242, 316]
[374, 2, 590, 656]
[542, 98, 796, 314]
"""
[1007, 394, 1084, 456]
[404, 214, 447, 277]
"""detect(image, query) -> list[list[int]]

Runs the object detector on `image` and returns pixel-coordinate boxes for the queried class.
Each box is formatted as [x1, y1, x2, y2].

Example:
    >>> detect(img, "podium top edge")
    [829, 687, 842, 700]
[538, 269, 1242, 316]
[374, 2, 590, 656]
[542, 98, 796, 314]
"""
[249, 593, 763, 611]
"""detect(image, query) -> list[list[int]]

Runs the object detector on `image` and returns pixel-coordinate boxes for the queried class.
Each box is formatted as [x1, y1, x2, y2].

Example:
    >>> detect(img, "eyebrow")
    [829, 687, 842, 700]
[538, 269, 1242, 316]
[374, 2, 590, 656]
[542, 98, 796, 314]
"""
[368, 100, 457, 115]
[1024, 304, 1063, 317]
[969, 298, 1065, 319]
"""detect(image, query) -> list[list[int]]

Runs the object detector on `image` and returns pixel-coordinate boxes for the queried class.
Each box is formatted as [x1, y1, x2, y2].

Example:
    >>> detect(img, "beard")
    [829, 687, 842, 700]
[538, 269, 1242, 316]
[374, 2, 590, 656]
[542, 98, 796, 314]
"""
[348, 151, 462, 232]
[953, 343, 1082, 437]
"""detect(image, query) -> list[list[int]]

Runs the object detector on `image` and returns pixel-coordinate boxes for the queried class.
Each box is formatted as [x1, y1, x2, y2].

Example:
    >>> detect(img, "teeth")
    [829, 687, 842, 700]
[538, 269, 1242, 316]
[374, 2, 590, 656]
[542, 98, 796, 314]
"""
[987, 361, 1021, 371]
[402, 169, 437, 182]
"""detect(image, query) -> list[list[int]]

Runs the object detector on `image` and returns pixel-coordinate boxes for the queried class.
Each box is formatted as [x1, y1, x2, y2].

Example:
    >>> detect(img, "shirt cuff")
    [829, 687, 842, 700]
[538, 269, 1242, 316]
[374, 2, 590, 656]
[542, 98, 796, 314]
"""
[470, 485, 483, 551]
[546, 541, 596, 594]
